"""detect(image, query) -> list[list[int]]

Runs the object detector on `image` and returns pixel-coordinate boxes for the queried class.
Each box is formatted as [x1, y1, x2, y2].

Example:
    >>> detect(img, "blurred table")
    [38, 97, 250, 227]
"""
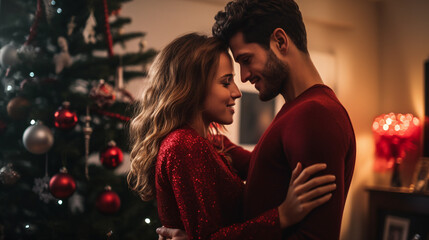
[367, 186, 429, 240]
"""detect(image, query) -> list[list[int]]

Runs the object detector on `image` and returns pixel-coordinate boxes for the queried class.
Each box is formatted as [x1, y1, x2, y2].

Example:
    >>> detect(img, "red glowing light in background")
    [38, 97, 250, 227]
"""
[372, 113, 421, 172]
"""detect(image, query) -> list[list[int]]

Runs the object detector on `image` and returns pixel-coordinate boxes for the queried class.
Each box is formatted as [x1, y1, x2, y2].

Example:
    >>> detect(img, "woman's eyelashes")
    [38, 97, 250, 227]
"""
[221, 76, 233, 87]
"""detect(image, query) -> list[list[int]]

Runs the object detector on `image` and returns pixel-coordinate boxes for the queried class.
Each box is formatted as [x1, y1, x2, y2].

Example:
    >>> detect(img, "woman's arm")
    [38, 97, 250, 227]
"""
[215, 135, 251, 180]
[160, 139, 335, 240]
[162, 140, 282, 239]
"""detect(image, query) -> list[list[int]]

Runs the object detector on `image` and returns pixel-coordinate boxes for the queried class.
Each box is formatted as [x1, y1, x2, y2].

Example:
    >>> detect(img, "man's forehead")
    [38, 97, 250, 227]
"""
[229, 32, 265, 61]
[229, 32, 246, 55]
[229, 32, 256, 62]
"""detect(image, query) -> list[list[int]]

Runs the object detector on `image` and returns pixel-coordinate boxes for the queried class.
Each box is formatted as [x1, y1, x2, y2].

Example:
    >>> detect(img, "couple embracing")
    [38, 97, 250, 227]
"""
[128, 0, 356, 239]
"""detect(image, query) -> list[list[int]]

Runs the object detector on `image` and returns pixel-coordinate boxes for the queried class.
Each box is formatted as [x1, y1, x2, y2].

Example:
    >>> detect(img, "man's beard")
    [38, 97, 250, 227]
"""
[259, 50, 290, 101]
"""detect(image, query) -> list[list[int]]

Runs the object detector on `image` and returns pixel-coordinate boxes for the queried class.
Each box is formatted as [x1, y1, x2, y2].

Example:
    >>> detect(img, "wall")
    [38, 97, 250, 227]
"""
[119, 0, 224, 97]
[378, 0, 429, 187]
[297, 2, 379, 239]
[121, 1, 429, 240]
[379, 0, 429, 117]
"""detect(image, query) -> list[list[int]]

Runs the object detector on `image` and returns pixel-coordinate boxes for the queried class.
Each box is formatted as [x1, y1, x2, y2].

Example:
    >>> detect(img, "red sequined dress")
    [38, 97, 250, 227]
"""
[155, 126, 282, 239]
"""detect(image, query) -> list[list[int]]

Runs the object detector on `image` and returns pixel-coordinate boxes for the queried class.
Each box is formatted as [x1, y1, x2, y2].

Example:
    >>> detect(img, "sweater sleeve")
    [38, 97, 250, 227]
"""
[165, 140, 281, 240]
[281, 102, 348, 240]
[221, 135, 251, 180]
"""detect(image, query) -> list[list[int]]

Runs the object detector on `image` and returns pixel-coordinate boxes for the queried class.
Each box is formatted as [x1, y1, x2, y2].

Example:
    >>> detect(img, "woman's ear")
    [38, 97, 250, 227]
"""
[271, 28, 289, 54]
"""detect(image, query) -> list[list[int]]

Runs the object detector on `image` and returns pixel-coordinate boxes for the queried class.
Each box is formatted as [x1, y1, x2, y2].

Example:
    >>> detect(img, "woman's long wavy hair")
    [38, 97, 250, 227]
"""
[128, 33, 230, 201]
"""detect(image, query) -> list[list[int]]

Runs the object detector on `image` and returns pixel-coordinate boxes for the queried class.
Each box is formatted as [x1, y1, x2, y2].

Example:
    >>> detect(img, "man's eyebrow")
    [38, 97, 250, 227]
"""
[234, 53, 246, 62]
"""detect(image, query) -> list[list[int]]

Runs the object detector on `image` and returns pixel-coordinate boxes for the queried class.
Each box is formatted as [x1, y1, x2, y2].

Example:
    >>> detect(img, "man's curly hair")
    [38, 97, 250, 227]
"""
[212, 0, 308, 54]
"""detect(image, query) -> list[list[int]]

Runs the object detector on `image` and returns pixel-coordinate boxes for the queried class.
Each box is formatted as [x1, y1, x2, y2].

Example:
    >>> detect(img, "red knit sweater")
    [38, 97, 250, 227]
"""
[244, 84, 356, 239]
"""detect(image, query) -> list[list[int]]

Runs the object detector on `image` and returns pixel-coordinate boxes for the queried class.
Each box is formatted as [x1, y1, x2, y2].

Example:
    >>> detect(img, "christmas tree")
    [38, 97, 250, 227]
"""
[0, 0, 159, 239]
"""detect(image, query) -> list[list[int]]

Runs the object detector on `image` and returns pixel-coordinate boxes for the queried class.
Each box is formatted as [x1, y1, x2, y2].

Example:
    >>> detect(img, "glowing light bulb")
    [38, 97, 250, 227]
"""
[383, 124, 389, 131]
[386, 118, 392, 125]
[373, 122, 379, 130]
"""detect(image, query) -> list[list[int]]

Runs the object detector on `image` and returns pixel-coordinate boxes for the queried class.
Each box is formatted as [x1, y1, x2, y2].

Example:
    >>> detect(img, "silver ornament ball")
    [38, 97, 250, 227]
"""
[0, 43, 19, 67]
[23, 123, 54, 154]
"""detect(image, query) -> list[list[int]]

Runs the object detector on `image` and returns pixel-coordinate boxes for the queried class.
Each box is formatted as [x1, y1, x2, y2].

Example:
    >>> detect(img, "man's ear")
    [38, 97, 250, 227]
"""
[271, 28, 289, 54]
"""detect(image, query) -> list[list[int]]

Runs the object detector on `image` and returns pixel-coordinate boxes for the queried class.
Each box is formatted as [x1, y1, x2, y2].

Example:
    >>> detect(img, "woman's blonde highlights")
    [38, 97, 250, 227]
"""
[128, 33, 229, 201]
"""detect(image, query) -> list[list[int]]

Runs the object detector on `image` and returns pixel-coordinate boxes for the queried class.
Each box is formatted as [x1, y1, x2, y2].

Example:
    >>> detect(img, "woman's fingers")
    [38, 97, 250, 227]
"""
[301, 193, 333, 213]
[289, 162, 303, 185]
[298, 183, 336, 202]
[293, 163, 327, 185]
[294, 174, 336, 195]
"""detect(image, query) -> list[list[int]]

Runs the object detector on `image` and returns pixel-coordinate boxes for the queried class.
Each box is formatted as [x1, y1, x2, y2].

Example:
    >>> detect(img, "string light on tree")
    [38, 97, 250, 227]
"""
[0, 0, 159, 237]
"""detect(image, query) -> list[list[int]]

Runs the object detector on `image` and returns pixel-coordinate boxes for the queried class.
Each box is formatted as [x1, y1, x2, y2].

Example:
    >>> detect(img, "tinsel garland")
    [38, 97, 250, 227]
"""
[25, 0, 43, 46]
[93, 108, 130, 122]
[102, 0, 114, 58]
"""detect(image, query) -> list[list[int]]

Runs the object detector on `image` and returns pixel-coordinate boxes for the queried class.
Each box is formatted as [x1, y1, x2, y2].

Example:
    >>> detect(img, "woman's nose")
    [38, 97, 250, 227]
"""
[231, 82, 242, 99]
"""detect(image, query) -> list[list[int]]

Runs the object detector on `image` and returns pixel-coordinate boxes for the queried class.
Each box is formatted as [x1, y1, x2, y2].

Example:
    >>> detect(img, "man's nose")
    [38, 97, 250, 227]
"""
[240, 66, 251, 83]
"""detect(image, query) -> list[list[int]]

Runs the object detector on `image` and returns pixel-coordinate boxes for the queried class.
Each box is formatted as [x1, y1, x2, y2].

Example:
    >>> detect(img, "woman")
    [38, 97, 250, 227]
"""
[128, 33, 336, 239]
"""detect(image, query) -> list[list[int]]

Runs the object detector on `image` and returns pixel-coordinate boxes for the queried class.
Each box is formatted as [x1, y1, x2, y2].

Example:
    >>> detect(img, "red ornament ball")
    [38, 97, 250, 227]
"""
[49, 169, 76, 199]
[7, 96, 31, 120]
[96, 186, 121, 214]
[54, 101, 78, 129]
[100, 141, 123, 169]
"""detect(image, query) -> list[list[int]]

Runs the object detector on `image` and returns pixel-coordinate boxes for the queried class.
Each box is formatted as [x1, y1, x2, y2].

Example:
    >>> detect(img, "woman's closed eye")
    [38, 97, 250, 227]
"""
[222, 80, 231, 87]
[220, 74, 234, 87]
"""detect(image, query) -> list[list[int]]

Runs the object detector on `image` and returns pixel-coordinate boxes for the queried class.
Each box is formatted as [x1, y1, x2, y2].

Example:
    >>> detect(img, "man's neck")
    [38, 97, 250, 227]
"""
[281, 54, 323, 102]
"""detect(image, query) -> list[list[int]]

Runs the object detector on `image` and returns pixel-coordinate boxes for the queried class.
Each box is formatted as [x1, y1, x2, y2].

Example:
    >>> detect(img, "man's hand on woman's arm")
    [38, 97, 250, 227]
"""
[278, 162, 336, 228]
[156, 162, 336, 239]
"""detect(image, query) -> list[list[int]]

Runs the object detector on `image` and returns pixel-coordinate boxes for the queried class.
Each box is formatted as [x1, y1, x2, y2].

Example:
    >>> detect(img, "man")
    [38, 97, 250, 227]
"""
[158, 0, 355, 239]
